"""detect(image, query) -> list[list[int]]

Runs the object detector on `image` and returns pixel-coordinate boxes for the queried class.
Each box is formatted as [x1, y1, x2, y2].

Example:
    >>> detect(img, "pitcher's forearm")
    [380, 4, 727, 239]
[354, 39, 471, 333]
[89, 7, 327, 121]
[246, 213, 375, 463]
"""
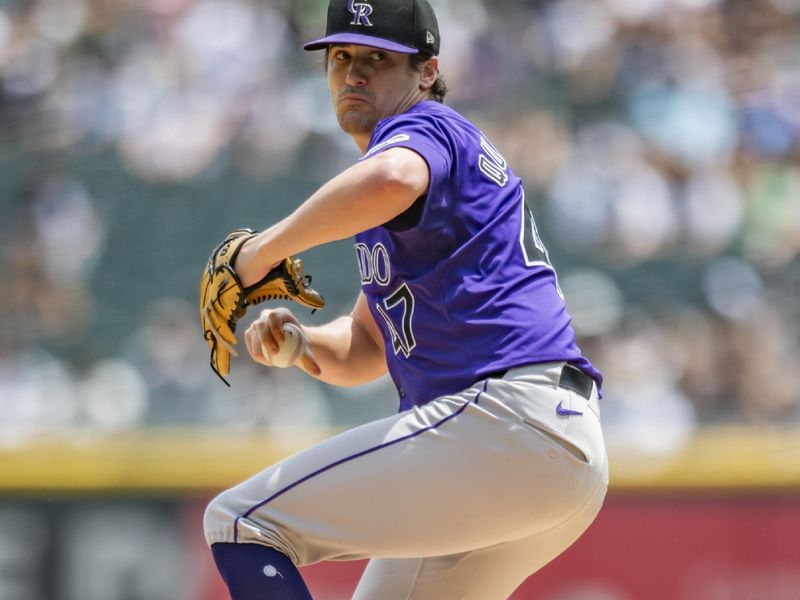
[300, 316, 387, 386]
[237, 150, 427, 287]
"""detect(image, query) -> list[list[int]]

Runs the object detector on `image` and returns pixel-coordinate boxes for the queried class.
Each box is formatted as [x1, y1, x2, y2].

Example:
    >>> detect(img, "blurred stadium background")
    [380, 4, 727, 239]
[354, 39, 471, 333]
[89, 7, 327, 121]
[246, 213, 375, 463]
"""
[0, 0, 799, 598]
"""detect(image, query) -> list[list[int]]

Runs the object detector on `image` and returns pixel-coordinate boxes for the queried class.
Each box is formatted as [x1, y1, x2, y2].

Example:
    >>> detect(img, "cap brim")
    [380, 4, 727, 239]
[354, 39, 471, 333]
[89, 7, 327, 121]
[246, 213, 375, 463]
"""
[303, 33, 418, 54]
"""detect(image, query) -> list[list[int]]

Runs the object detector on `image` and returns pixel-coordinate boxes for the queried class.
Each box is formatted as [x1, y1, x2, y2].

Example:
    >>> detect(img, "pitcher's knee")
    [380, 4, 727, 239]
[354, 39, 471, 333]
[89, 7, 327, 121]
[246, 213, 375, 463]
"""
[203, 488, 240, 546]
[203, 488, 300, 563]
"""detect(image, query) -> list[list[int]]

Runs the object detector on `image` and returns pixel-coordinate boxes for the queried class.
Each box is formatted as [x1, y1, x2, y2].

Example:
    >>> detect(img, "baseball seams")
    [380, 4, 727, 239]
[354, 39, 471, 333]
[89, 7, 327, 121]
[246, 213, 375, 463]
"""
[269, 322, 306, 368]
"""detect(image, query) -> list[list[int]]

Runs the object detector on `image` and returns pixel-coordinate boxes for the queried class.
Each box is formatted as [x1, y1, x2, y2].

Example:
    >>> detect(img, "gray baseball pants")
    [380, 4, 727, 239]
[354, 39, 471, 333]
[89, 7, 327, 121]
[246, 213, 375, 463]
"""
[204, 361, 608, 599]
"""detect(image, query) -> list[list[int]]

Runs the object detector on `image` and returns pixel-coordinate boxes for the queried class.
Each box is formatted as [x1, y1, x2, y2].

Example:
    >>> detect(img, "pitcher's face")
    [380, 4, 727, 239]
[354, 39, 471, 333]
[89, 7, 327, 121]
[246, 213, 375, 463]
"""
[327, 44, 428, 136]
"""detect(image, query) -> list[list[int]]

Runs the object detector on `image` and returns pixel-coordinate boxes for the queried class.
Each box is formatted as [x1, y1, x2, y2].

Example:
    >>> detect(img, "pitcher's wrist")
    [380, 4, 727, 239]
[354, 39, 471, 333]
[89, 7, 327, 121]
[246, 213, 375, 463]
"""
[236, 238, 271, 288]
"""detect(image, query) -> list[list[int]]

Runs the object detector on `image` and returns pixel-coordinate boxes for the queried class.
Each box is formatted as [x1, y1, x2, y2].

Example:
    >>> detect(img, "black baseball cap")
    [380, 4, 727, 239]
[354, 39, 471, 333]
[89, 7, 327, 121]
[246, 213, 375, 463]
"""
[303, 0, 440, 57]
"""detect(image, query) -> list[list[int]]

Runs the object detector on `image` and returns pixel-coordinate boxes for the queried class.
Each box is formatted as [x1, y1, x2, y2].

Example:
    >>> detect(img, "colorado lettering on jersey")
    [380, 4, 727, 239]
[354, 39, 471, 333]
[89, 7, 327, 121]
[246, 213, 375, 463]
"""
[355, 242, 417, 359]
[355, 242, 392, 285]
[478, 136, 509, 187]
[362, 133, 411, 159]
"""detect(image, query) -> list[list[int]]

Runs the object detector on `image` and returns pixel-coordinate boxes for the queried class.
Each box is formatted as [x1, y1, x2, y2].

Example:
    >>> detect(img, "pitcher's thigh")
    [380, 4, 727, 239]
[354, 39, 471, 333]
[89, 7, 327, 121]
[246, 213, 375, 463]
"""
[205, 393, 511, 563]
[205, 390, 582, 565]
[353, 465, 607, 600]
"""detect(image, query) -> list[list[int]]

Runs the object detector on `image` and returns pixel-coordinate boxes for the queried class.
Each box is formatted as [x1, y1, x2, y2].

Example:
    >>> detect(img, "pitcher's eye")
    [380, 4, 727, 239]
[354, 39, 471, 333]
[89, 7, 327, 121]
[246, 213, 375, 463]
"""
[331, 49, 351, 64]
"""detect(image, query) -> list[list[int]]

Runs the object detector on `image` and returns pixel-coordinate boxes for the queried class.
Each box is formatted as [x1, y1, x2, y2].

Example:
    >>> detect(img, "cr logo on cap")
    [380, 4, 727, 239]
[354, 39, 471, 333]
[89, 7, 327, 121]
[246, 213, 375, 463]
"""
[348, 0, 374, 27]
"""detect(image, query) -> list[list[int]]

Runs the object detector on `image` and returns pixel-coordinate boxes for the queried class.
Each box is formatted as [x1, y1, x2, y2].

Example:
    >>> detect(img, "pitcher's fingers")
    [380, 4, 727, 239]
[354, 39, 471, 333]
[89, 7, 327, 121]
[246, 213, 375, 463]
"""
[243, 327, 260, 362]
[252, 317, 279, 354]
[259, 337, 277, 366]
[265, 307, 302, 345]
[245, 325, 270, 365]
[267, 314, 287, 346]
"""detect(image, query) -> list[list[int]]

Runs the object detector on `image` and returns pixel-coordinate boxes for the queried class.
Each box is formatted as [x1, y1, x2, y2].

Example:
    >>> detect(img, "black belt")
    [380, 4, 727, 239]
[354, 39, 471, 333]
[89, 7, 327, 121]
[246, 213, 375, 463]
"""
[486, 364, 594, 400]
[558, 364, 595, 399]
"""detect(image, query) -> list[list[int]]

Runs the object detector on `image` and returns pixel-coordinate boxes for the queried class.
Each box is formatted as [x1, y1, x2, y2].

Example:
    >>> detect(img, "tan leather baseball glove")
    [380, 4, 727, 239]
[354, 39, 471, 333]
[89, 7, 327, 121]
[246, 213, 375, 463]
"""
[199, 228, 325, 385]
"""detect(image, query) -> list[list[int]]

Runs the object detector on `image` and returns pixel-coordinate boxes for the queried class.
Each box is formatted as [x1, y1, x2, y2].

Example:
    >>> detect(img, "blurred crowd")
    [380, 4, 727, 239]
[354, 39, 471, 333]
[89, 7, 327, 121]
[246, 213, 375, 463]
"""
[1, 0, 799, 454]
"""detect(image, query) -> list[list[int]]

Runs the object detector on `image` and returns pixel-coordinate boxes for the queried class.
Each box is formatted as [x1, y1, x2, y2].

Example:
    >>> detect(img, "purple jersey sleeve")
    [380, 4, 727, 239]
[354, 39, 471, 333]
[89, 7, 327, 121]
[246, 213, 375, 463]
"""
[361, 112, 454, 241]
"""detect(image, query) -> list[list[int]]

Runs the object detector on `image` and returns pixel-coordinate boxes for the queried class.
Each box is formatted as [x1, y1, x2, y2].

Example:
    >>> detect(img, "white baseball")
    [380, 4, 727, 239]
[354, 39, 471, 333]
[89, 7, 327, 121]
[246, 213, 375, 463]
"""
[267, 322, 307, 368]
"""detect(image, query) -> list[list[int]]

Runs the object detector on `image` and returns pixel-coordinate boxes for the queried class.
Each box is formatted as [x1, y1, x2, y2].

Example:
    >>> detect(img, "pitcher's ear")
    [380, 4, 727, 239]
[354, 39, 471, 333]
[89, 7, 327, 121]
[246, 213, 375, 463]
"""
[419, 56, 439, 91]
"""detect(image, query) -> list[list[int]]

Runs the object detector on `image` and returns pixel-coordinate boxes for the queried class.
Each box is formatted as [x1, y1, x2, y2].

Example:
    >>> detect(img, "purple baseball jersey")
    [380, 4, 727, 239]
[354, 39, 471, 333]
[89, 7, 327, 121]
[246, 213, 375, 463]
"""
[355, 101, 602, 411]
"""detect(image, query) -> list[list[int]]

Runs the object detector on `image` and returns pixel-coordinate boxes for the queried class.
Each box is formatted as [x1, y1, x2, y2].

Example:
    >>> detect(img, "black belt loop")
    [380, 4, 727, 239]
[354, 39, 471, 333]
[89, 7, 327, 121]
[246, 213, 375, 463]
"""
[559, 364, 594, 400]
[485, 369, 508, 380]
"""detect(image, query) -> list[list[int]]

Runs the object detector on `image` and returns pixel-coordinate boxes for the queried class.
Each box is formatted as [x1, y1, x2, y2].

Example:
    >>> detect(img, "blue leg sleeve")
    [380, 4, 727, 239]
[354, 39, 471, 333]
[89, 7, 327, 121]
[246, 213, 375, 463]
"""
[211, 543, 314, 600]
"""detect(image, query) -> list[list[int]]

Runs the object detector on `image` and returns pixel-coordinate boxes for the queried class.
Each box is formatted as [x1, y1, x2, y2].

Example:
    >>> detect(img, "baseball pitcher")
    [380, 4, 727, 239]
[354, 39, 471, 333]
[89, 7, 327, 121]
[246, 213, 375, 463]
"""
[201, 0, 608, 598]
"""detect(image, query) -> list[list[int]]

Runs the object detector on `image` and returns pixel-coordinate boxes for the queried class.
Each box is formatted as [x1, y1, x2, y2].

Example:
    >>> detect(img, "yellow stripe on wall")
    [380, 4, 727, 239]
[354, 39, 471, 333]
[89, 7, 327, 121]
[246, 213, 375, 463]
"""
[0, 426, 798, 493]
[0, 427, 330, 494]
